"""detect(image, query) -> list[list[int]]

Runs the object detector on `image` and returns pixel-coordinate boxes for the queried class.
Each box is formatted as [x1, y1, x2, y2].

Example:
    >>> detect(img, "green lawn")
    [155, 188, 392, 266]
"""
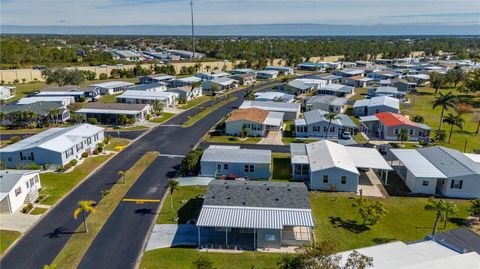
[149, 112, 176, 124]
[204, 135, 261, 144]
[105, 138, 130, 151]
[272, 153, 291, 181]
[182, 97, 237, 127]
[0, 127, 49, 135]
[179, 96, 212, 110]
[110, 125, 150, 131]
[282, 137, 317, 145]
[0, 230, 21, 254]
[156, 186, 206, 224]
[403, 87, 480, 152]
[141, 248, 283, 269]
[353, 132, 368, 144]
[40, 154, 113, 205]
[30, 207, 48, 215]
[310, 192, 470, 251]
[349, 87, 369, 101]
[282, 121, 294, 137]
[97, 92, 123, 103]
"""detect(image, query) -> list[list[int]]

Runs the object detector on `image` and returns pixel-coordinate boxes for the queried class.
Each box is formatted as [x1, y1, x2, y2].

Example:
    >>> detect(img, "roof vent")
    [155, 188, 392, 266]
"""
[246, 187, 250, 190]
[227, 197, 231, 200]
[287, 188, 291, 191]
[266, 188, 270, 191]
[242, 202, 246, 205]
[225, 186, 229, 189]
[275, 198, 279, 201]
[211, 196, 215, 199]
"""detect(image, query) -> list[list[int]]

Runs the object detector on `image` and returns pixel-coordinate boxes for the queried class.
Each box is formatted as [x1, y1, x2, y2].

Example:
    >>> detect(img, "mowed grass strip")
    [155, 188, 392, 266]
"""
[179, 96, 212, 110]
[105, 138, 130, 152]
[141, 248, 283, 269]
[156, 186, 206, 224]
[0, 230, 21, 254]
[149, 112, 176, 124]
[41, 154, 114, 205]
[52, 151, 159, 269]
[182, 97, 237, 127]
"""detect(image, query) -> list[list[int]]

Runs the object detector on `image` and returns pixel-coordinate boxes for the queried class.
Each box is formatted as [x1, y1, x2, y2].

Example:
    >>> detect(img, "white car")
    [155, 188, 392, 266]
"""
[341, 132, 351, 139]
[99, 64, 108, 68]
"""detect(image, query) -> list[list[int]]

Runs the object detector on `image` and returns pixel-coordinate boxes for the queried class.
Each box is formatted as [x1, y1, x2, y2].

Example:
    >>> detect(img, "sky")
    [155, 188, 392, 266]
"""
[1, 0, 479, 26]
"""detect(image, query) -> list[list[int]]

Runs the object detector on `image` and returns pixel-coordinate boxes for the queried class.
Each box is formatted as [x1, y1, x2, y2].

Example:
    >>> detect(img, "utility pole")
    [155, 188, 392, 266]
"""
[190, 0, 196, 60]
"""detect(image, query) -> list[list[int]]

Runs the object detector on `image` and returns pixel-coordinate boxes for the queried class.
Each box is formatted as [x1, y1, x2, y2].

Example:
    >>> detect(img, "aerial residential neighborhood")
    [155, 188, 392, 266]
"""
[1, 1, 480, 269]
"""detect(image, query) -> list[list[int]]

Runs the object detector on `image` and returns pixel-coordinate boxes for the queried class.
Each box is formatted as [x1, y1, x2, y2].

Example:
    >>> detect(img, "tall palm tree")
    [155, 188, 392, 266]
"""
[118, 170, 127, 184]
[434, 130, 446, 143]
[432, 92, 457, 131]
[48, 108, 61, 126]
[152, 100, 164, 116]
[430, 72, 447, 94]
[397, 128, 409, 145]
[443, 113, 464, 143]
[324, 112, 338, 139]
[0, 111, 8, 122]
[167, 179, 179, 212]
[424, 197, 457, 236]
[73, 200, 96, 233]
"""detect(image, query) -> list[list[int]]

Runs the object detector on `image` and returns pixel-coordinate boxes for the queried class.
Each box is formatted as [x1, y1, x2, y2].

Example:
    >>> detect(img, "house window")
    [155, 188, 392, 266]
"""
[244, 165, 254, 173]
[264, 234, 276, 241]
[341, 176, 347, 184]
[323, 175, 328, 183]
[394, 129, 399, 135]
[313, 126, 321, 132]
[450, 180, 463, 189]
[409, 129, 415, 135]
[223, 164, 229, 170]
[217, 164, 222, 172]
[295, 164, 302, 175]
[15, 187, 22, 197]
[302, 164, 309, 176]
[26, 182, 29, 188]
[422, 181, 429, 186]
[34, 175, 39, 183]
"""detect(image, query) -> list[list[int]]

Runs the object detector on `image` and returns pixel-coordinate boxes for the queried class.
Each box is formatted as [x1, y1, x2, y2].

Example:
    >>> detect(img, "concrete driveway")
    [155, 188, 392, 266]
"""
[0, 213, 41, 232]
[258, 131, 284, 145]
[146, 224, 198, 250]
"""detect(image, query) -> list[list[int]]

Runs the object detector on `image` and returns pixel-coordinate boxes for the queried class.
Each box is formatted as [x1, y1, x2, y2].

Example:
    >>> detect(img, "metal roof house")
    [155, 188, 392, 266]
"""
[264, 66, 294, 75]
[126, 82, 167, 92]
[170, 76, 202, 87]
[305, 95, 348, 113]
[285, 78, 327, 95]
[0, 124, 104, 169]
[89, 81, 134, 95]
[0, 101, 70, 126]
[318, 84, 355, 97]
[368, 86, 406, 100]
[200, 145, 271, 180]
[295, 109, 358, 139]
[197, 180, 314, 250]
[225, 108, 284, 137]
[389, 147, 480, 198]
[239, 101, 301, 120]
[139, 73, 175, 84]
[202, 77, 238, 91]
[0, 86, 16, 100]
[254, 92, 294, 103]
[116, 90, 177, 107]
[353, 96, 400, 116]
[255, 70, 279, 79]
[76, 103, 151, 124]
[17, 96, 74, 106]
[0, 170, 41, 213]
[290, 140, 392, 192]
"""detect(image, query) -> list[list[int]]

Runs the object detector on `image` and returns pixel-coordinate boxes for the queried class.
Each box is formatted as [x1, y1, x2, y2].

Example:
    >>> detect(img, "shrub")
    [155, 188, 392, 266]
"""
[55, 166, 65, 172]
[99, 73, 108, 80]
[69, 159, 78, 166]
[26, 163, 42, 170]
[93, 149, 100, 155]
[81, 151, 89, 158]
[22, 203, 34, 214]
[97, 142, 105, 152]
[64, 163, 72, 170]
[10, 136, 21, 143]
[228, 137, 239, 141]
[88, 118, 98, 125]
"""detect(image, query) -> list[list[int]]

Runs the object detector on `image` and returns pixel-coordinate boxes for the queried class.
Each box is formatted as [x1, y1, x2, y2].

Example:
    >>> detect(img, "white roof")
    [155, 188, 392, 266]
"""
[240, 101, 300, 113]
[37, 91, 83, 96]
[306, 140, 359, 174]
[254, 92, 286, 100]
[197, 205, 314, 229]
[209, 77, 237, 86]
[76, 108, 142, 115]
[408, 74, 430, 80]
[338, 240, 466, 269]
[17, 96, 73, 105]
[320, 83, 354, 93]
[90, 81, 134, 89]
[346, 147, 393, 170]
[256, 70, 278, 75]
[0, 170, 39, 194]
[390, 149, 447, 178]
[0, 124, 104, 153]
[464, 153, 480, 163]
[360, 115, 379, 122]
[353, 96, 400, 110]
[201, 146, 271, 164]
[146, 74, 175, 80]
[176, 76, 202, 83]
[117, 90, 176, 101]
[113, 50, 142, 57]
[263, 111, 284, 127]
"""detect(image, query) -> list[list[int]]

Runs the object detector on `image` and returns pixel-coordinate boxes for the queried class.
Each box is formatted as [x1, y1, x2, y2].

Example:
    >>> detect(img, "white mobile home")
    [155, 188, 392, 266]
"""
[116, 90, 177, 107]
[353, 96, 400, 116]
[0, 170, 41, 213]
[239, 101, 300, 121]
[90, 81, 134, 95]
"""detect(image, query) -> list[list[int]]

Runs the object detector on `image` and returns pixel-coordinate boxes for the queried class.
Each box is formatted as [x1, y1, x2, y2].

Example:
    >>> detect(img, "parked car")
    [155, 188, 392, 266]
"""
[341, 132, 351, 139]
[99, 64, 108, 68]
[378, 145, 388, 156]
[115, 64, 123, 67]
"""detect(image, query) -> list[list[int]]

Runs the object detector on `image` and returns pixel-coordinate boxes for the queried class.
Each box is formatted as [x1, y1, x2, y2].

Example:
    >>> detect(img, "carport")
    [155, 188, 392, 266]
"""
[346, 146, 393, 184]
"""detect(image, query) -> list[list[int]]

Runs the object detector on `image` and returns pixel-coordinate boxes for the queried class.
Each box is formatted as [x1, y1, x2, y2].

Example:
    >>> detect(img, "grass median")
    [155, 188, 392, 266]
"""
[156, 186, 206, 224]
[52, 151, 159, 269]
[105, 138, 130, 152]
[40, 154, 114, 205]
[149, 112, 176, 124]
[0, 230, 21, 254]
[179, 96, 212, 110]
[182, 97, 237, 127]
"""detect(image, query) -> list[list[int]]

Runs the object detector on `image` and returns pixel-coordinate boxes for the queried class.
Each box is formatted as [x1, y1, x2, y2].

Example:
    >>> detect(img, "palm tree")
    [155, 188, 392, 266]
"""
[397, 128, 409, 145]
[430, 72, 447, 94]
[324, 112, 338, 139]
[118, 170, 127, 184]
[443, 113, 464, 143]
[73, 200, 96, 233]
[432, 92, 457, 130]
[0, 111, 8, 122]
[434, 130, 446, 143]
[48, 108, 61, 126]
[152, 100, 164, 116]
[167, 179, 179, 212]
[244, 90, 255, 101]
[424, 197, 457, 236]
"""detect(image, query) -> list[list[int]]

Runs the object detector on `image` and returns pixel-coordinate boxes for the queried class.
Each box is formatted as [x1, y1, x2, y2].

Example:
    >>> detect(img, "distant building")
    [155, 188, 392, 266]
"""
[0, 86, 16, 100]
[89, 81, 134, 95]
[225, 108, 284, 137]
[0, 170, 41, 213]
[116, 90, 177, 107]
[254, 92, 294, 103]
[285, 79, 326, 95]
[318, 84, 355, 97]
[140, 73, 175, 84]
[166, 49, 206, 59]
[255, 70, 278, 79]
[333, 69, 365, 78]
[195, 71, 230, 81]
[342, 75, 374, 87]
[294, 109, 357, 139]
[231, 73, 256, 85]
[127, 82, 167, 92]
[76, 103, 151, 124]
[231, 68, 257, 75]
[200, 145, 271, 179]
[202, 77, 238, 92]
[368, 86, 406, 100]
[166, 86, 203, 101]
[264, 66, 294, 75]
[111, 50, 144, 61]
[0, 124, 104, 169]
[170, 76, 202, 87]
[17, 96, 74, 106]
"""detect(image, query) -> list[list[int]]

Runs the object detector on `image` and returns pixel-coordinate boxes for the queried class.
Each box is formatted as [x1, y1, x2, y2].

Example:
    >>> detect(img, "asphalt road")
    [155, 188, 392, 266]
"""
[0, 80, 279, 269]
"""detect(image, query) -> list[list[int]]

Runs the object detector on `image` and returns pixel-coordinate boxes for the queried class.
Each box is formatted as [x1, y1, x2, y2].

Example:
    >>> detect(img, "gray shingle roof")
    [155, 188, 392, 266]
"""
[127, 82, 166, 91]
[417, 146, 480, 177]
[201, 146, 271, 164]
[306, 95, 348, 107]
[203, 180, 310, 209]
[1, 101, 65, 116]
